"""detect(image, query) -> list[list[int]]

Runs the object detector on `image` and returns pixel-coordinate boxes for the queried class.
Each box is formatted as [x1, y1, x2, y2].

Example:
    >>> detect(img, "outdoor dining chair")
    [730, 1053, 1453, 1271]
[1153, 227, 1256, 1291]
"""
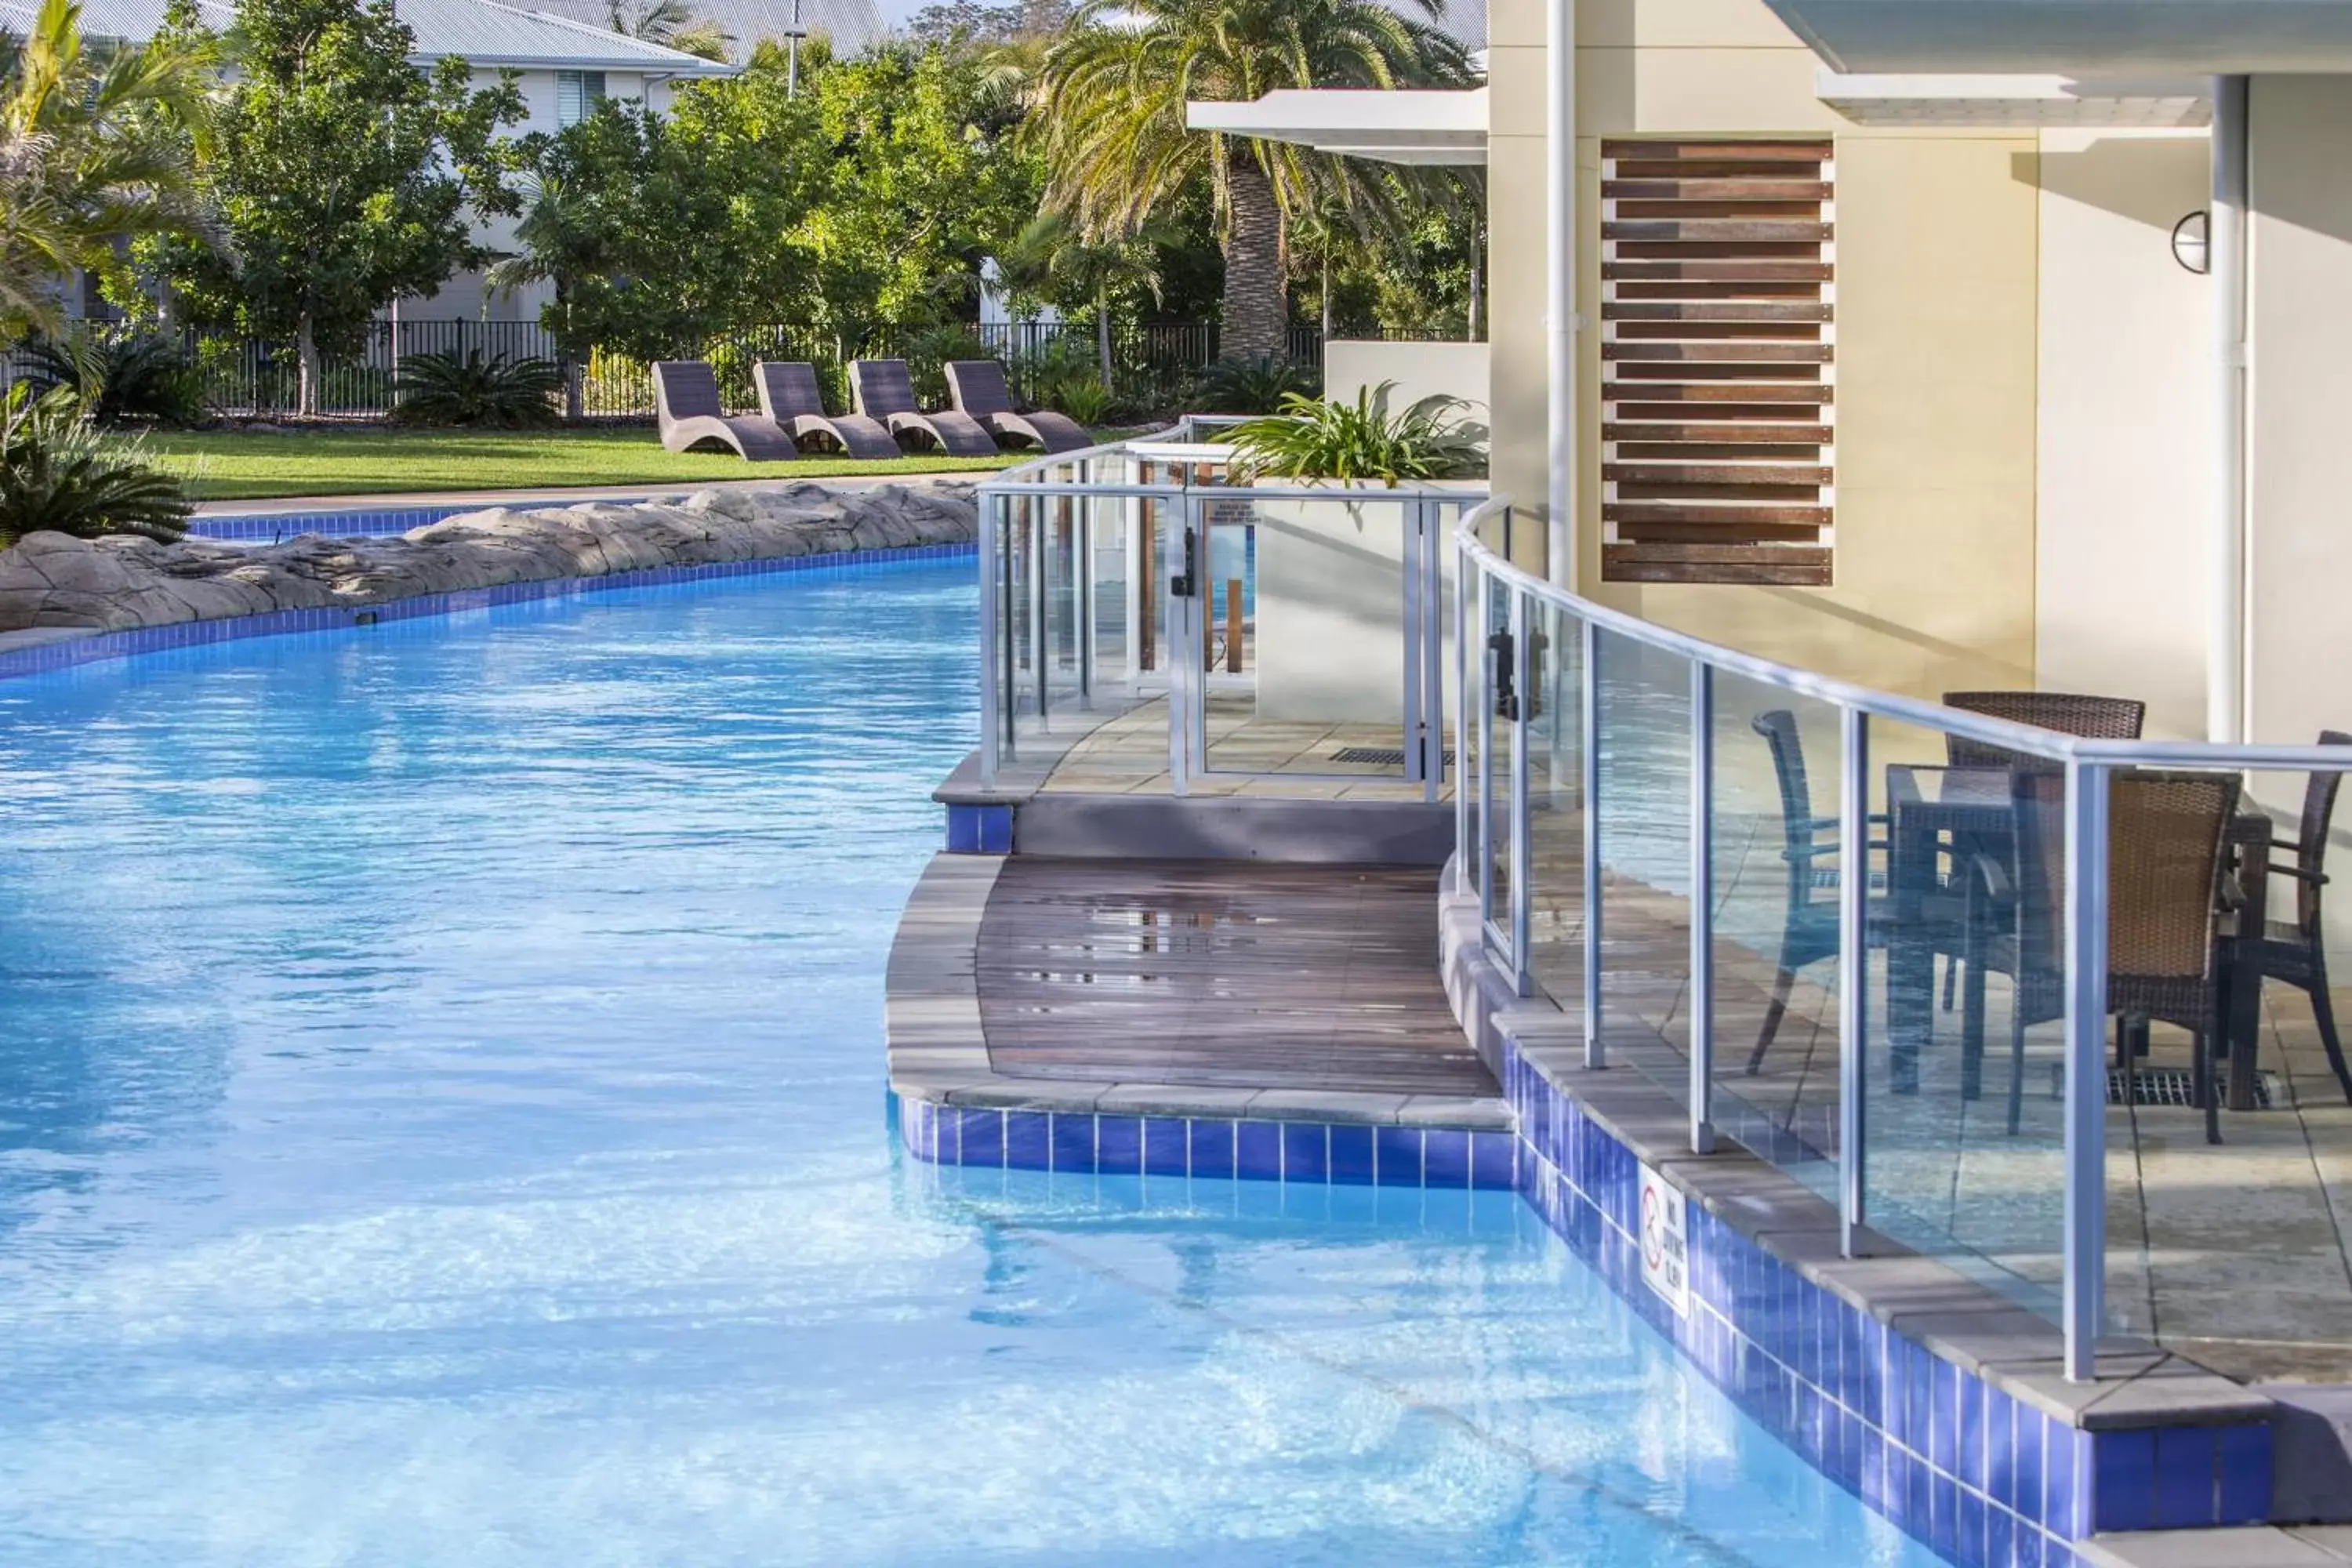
[1744, 710, 1888, 1072]
[1940, 690, 2145, 771]
[1961, 768, 2241, 1143]
[2249, 731, 2352, 1104]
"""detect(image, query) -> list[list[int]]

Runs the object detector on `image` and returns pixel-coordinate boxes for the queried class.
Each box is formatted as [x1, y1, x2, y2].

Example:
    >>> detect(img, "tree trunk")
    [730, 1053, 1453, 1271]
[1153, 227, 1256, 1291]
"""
[1220, 155, 1287, 364]
[296, 313, 319, 419]
[1095, 287, 1113, 391]
[1320, 250, 1330, 339]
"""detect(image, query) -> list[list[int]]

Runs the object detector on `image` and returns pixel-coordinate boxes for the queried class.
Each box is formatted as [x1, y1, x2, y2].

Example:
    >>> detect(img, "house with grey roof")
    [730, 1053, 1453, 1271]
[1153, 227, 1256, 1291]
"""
[523, 0, 884, 66]
[2, 0, 739, 322]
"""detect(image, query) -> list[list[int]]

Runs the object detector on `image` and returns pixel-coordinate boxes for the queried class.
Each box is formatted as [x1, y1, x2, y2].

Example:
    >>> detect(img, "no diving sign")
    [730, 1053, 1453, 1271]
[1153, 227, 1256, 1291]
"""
[1638, 1161, 1690, 1319]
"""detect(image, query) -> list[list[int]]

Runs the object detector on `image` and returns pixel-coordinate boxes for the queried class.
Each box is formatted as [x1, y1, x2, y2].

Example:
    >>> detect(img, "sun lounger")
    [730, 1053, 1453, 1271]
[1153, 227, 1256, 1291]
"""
[753, 362, 899, 459]
[653, 361, 797, 461]
[946, 360, 1092, 454]
[848, 359, 1000, 458]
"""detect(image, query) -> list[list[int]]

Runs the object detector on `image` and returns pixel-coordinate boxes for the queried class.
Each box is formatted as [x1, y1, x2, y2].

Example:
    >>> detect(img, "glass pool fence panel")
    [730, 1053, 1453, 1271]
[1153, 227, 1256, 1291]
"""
[1479, 569, 1519, 956]
[1460, 552, 1483, 906]
[1592, 624, 1695, 1111]
[1523, 597, 1585, 1007]
[1854, 713, 2071, 1323]
[1705, 674, 1846, 1197]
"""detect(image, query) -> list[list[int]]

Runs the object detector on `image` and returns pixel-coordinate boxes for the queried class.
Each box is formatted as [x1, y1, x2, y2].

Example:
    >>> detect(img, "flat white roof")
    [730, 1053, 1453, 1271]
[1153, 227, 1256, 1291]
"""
[1817, 69, 2210, 126]
[1185, 88, 1486, 166]
[1764, 0, 2352, 74]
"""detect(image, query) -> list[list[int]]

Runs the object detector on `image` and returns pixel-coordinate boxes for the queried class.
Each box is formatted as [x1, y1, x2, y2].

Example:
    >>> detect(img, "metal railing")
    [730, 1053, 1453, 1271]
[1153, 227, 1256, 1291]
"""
[974, 417, 1481, 803]
[4, 319, 1403, 421]
[1457, 495, 2352, 1381]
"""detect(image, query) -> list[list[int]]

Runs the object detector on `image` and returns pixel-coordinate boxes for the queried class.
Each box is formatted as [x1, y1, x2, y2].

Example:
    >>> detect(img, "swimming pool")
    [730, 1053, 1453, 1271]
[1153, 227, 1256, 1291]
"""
[0, 561, 1942, 1566]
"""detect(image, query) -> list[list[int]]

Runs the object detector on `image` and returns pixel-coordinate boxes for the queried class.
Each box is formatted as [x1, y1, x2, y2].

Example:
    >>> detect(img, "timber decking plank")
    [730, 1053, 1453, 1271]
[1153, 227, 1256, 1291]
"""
[975, 857, 1495, 1099]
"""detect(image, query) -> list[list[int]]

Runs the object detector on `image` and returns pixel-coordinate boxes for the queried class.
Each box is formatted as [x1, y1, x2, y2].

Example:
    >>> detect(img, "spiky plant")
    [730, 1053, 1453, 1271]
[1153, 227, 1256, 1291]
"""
[1192, 354, 1319, 415]
[0, 383, 193, 546]
[1226, 381, 1484, 485]
[390, 349, 563, 428]
[19, 328, 205, 425]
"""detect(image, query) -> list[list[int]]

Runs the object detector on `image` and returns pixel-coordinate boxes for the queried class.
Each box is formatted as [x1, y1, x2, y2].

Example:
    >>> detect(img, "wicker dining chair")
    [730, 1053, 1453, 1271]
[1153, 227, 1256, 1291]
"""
[1940, 691, 2146, 771]
[1962, 769, 2241, 1143]
[1745, 710, 1891, 1072]
[2250, 731, 2352, 1104]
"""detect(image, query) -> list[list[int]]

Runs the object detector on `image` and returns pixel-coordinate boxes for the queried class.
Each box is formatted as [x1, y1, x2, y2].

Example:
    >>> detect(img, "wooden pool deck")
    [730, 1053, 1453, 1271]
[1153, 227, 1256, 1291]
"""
[886, 854, 1507, 1131]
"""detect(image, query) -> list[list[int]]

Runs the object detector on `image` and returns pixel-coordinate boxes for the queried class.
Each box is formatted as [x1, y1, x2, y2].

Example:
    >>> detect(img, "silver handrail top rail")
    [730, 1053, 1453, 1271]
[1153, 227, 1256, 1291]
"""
[977, 416, 1486, 507]
[1459, 495, 2352, 773]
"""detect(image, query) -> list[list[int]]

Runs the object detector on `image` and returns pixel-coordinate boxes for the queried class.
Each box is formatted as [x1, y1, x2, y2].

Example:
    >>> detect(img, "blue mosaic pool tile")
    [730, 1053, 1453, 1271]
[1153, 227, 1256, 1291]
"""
[1004, 1109, 1050, 1170]
[1986, 1501, 2013, 1568]
[2015, 1403, 2045, 1528]
[1327, 1123, 1375, 1185]
[1188, 1120, 1235, 1180]
[1468, 1130, 1516, 1189]
[958, 1108, 1004, 1167]
[946, 803, 1013, 855]
[2050, 1422, 2088, 1538]
[1141, 1117, 1189, 1178]
[1374, 1126, 1422, 1187]
[1095, 1116, 1142, 1175]
[2146, 1425, 2206, 1530]
[1049, 1111, 1096, 1173]
[1234, 1120, 1282, 1181]
[1422, 1127, 1470, 1189]
[2220, 1422, 2271, 1525]
[1281, 1123, 1328, 1182]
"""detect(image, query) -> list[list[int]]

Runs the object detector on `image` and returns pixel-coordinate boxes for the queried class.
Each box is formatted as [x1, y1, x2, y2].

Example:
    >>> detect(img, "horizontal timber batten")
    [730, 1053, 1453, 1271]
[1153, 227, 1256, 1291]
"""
[1602, 136, 1835, 586]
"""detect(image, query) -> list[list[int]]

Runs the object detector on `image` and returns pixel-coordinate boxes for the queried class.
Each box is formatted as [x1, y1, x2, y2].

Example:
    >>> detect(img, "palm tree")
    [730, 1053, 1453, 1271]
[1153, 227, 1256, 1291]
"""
[0, 0, 210, 338]
[607, 0, 731, 63]
[997, 212, 1167, 390]
[484, 172, 611, 418]
[1033, 0, 1472, 364]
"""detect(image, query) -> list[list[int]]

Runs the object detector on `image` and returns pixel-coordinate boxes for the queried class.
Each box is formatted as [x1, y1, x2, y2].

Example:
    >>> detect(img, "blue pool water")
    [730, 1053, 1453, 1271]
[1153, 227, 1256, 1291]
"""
[0, 563, 1939, 1567]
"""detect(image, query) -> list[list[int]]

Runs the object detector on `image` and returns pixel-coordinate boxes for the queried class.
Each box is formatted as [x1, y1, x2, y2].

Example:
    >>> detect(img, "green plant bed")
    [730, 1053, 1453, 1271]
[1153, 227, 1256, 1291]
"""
[137, 426, 1025, 502]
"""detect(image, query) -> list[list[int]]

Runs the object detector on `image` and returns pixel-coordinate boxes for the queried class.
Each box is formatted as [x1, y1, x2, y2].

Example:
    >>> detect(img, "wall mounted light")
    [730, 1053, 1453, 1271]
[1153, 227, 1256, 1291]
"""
[2172, 210, 2212, 274]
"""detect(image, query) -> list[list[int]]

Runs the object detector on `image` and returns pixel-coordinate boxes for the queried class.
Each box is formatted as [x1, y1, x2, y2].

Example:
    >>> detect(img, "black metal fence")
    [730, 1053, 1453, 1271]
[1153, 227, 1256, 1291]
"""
[2, 317, 1412, 420]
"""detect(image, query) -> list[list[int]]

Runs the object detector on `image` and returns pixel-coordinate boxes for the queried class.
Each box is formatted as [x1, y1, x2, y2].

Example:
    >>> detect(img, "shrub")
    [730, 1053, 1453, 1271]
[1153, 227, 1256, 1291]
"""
[898, 325, 994, 408]
[18, 331, 206, 426]
[1191, 354, 1320, 415]
[0, 385, 194, 547]
[1227, 382, 1486, 486]
[392, 349, 562, 427]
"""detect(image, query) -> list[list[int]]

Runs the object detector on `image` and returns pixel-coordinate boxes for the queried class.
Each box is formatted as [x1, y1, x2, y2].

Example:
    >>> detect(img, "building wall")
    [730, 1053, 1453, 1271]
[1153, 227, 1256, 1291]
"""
[2033, 129, 2212, 742]
[1486, 0, 2045, 702]
[1323, 340, 1492, 426]
[2247, 76, 2352, 752]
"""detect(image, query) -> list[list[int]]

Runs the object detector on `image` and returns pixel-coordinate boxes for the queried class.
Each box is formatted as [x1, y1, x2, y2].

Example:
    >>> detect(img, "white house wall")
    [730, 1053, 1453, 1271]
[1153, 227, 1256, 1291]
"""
[2032, 127, 2212, 742]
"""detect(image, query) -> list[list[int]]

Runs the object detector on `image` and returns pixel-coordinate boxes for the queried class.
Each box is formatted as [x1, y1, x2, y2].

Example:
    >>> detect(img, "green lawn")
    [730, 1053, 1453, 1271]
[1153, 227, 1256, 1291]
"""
[139, 426, 1025, 502]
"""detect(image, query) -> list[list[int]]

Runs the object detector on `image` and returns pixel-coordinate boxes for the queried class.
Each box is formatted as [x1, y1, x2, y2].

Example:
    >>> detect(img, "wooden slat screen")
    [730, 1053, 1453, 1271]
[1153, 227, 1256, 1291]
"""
[1600, 139, 1835, 586]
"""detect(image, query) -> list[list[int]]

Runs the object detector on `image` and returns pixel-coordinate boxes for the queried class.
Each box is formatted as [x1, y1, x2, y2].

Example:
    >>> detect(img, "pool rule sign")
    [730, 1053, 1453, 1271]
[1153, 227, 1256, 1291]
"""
[1637, 1162, 1690, 1319]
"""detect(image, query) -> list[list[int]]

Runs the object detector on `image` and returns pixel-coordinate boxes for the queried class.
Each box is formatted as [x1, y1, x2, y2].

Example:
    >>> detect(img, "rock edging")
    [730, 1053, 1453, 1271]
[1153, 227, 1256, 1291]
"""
[0, 481, 978, 637]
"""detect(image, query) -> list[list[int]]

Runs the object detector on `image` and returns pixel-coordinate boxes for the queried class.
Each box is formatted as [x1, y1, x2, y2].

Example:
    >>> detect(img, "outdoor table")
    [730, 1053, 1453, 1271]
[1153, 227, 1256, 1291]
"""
[1884, 764, 2013, 1094]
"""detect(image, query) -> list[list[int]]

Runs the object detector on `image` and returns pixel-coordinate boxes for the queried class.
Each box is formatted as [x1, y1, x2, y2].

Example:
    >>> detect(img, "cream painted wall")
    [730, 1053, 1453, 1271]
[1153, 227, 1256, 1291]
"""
[1323, 340, 1492, 427]
[2034, 129, 2212, 742]
[1483, 0, 2044, 700]
[2247, 77, 2352, 751]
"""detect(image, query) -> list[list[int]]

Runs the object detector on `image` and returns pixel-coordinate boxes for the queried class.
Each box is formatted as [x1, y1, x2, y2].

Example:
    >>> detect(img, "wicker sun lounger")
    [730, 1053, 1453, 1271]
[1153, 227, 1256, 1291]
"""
[753, 362, 899, 459]
[945, 360, 1092, 454]
[653, 361, 797, 461]
[848, 359, 1000, 457]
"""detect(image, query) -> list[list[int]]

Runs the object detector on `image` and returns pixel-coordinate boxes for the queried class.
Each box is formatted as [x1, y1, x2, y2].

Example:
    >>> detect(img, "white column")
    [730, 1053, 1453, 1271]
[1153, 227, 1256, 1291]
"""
[2210, 75, 2249, 745]
[1544, 0, 1577, 587]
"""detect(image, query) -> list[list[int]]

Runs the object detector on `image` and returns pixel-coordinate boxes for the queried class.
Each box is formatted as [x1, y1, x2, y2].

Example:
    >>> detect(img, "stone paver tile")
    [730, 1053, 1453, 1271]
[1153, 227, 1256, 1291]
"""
[2081, 1529, 2339, 1568]
[1246, 1089, 1411, 1124]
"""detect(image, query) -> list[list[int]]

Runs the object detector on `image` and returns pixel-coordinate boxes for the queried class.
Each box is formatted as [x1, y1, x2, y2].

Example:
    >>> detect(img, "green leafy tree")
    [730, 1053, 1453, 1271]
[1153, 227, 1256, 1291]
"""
[800, 40, 1042, 338]
[0, 0, 209, 338]
[506, 48, 830, 361]
[145, 0, 524, 414]
[1034, 0, 1473, 363]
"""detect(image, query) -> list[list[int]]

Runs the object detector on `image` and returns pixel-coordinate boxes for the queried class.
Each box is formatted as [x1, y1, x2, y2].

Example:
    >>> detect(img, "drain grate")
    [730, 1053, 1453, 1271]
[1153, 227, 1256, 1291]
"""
[2047, 1064, 2282, 1109]
[1331, 746, 1455, 767]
